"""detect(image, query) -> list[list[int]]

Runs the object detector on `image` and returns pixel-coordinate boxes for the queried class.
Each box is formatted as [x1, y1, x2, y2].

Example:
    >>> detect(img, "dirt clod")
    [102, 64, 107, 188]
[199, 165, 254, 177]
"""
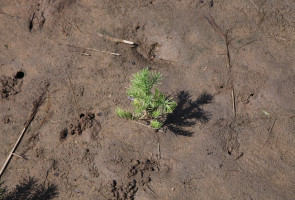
[0, 75, 22, 99]
[2, 115, 11, 124]
[68, 113, 95, 135]
[105, 159, 157, 199]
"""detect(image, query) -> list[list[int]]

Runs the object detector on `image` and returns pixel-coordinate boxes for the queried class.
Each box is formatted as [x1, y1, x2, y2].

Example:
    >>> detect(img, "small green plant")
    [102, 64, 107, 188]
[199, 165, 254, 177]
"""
[116, 68, 177, 130]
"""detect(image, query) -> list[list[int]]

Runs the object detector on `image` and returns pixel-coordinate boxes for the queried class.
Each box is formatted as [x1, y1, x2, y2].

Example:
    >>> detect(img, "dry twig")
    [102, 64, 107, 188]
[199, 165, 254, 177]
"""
[264, 118, 277, 145]
[11, 153, 27, 160]
[62, 43, 120, 56]
[0, 93, 45, 177]
[146, 185, 158, 196]
[232, 87, 236, 117]
[96, 33, 137, 46]
[249, 0, 259, 9]
[80, 46, 120, 56]
[203, 14, 226, 41]
[158, 142, 161, 159]
[203, 14, 233, 68]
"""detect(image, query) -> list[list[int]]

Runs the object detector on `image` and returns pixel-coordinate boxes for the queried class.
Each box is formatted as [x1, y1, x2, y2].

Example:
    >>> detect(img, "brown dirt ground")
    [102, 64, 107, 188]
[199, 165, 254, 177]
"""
[0, 0, 295, 199]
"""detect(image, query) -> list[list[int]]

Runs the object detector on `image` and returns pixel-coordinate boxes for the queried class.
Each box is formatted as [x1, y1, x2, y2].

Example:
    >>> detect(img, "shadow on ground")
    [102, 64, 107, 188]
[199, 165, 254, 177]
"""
[164, 91, 213, 136]
[1, 177, 58, 200]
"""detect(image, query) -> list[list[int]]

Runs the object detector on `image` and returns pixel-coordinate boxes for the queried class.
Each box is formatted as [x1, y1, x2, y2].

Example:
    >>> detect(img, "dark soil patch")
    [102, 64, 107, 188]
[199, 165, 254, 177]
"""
[0, 75, 23, 99]
[104, 159, 158, 200]
[62, 113, 96, 138]
[1, 0, 295, 199]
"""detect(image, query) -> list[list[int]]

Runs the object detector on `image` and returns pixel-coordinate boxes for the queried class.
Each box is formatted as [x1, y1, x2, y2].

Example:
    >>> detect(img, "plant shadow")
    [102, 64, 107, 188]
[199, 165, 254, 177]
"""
[1, 177, 58, 200]
[164, 91, 213, 136]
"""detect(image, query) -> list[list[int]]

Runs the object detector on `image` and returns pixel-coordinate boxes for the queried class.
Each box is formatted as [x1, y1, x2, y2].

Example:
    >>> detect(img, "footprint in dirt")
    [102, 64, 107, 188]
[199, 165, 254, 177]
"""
[59, 112, 100, 141]
[104, 159, 158, 200]
[0, 71, 25, 99]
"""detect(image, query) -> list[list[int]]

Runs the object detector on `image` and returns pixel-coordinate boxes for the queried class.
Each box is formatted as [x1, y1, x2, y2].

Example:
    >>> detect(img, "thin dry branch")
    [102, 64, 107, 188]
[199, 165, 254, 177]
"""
[232, 87, 236, 117]
[204, 14, 237, 119]
[158, 142, 161, 159]
[249, 0, 259, 9]
[80, 46, 120, 56]
[203, 14, 227, 41]
[146, 185, 158, 196]
[203, 14, 234, 68]
[0, 93, 45, 177]
[225, 32, 232, 68]
[62, 43, 120, 56]
[96, 33, 137, 46]
[264, 118, 277, 145]
[11, 153, 27, 160]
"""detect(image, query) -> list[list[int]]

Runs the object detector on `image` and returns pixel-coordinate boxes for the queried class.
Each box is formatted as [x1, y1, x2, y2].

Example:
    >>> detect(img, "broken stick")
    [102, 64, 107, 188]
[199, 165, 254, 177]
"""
[61, 43, 120, 56]
[232, 87, 236, 117]
[203, 14, 235, 68]
[80, 46, 120, 56]
[0, 93, 45, 177]
[96, 33, 137, 46]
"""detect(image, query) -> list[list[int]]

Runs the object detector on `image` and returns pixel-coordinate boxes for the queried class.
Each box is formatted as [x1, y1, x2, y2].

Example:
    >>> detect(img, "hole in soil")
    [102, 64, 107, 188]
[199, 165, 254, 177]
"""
[228, 151, 232, 155]
[86, 148, 89, 153]
[15, 71, 24, 79]
[29, 13, 35, 31]
[60, 129, 68, 140]
[80, 113, 85, 118]
[219, 85, 224, 89]
[89, 113, 95, 119]
[209, 0, 214, 7]
[250, 93, 254, 96]
[112, 180, 117, 187]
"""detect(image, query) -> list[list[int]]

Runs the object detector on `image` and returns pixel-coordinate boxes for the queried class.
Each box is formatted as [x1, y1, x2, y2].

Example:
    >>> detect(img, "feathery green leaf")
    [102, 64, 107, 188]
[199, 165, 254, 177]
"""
[116, 68, 177, 130]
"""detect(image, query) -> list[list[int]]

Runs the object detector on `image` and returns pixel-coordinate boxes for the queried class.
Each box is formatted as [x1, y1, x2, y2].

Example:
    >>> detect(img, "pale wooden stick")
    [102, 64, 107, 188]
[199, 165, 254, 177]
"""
[81, 52, 91, 56]
[12, 153, 26, 159]
[62, 43, 120, 56]
[249, 0, 259, 9]
[96, 33, 137, 46]
[81, 47, 120, 56]
[1, 127, 30, 177]
[0, 95, 43, 177]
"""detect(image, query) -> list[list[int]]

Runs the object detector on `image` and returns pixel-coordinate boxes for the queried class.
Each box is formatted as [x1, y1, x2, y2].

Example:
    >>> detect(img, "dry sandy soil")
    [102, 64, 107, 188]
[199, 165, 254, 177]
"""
[0, 0, 295, 199]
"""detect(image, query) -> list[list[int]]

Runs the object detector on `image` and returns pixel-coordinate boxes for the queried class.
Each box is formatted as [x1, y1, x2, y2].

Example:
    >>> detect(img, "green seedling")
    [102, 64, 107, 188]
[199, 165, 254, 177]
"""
[116, 68, 177, 130]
